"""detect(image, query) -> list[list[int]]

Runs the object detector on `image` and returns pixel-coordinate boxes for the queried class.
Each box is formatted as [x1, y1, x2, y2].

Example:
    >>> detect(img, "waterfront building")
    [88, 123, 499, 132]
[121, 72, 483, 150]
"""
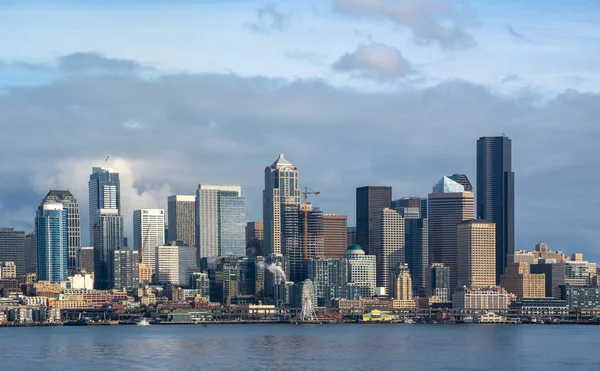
[36, 202, 68, 282]
[457, 220, 496, 288]
[356, 186, 392, 255]
[452, 286, 511, 310]
[43, 190, 80, 272]
[196, 184, 246, 260]
[167, 195, 196, 247]
[156, 244, 197, 286]
[0, 262, 16, 279]
[372, 208, 404, 294]
[78, 246, 94, 274]
[308, 257, 352, 307]
[323, 214, 347, 258]
[564, 260, 590, 286]
[24, 232, 37, 274]
[560, 286, 600, 310]
[93, 209, 123, 289]
[346, 227, 357, 246]
[344, 244, 376, 297]
[428, 177, 474, 290]
[392, 264, 412, 301]
[427, 263, 451, 302]
[531, 261, 566, 299]
[0, 228, 25, 276]
[509, 298, 569, 317]
[477, 136, 515, 283]
[500, 262, 545, 299]
[245, 221, 264, 257]
[88, 167, 120, 245]
[133, 209, 165, 274]
[282, 203, 324, 282]
[112, 248, 139, 289]
[263, 154, 301, 256]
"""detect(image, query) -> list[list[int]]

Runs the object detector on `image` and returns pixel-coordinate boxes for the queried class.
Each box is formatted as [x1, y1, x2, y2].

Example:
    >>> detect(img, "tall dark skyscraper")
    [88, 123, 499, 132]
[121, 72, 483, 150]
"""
[356, 186, 392, 255]
[0, 228, 26, 276]
[477, 136, 515, 283]
[43, 190, 80, 272]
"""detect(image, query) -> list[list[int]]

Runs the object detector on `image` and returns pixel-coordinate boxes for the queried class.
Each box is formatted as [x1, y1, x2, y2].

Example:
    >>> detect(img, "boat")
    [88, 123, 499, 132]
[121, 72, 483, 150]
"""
[404, 318, 416, 324]
[462, 316, 474, 323]
[137, 318, 150, 326]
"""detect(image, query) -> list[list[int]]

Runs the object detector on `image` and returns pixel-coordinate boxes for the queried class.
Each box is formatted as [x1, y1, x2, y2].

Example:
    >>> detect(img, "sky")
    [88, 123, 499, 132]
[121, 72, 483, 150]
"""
[0, 0, 599, 261]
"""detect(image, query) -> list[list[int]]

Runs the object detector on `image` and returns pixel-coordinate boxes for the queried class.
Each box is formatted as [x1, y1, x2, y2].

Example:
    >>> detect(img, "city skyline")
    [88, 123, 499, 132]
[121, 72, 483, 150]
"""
[1, 1, 599, 263]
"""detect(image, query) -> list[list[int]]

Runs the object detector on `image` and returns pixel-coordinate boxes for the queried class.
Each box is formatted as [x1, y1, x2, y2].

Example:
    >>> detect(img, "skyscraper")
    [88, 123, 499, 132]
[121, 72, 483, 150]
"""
[78, 246, 94, 274]
[196, 185, 246, 260]
[24, 232, 37, 274]
[392, 264, 412, 301]
[356, 186, 392, 254]
[245, 221, 264, 257]
[344, 244, 377, 297]
[447, 174, 473, 192]
[263, 154, 300, 256]
[346, 227, 357, 246]
[428, 263, 451, 302]
[112, 249, 139, 289]
[308, 257, 351, 307]
[133, 209, 165, 274]
[94, 209, 124, 289]
[156, 244, 197, 286]
[322, 214, 347, 258]
[457, 220, 496, 288]
[0, 228, 25, 277]
[88, 167, 120, 245]
[477, 136, 515, 283]
[167, 195, 196, 247]
[428, 176, 474, 290]
[283, 203, 324, 283]
[404, 217, 428, 298]
[372, 208, 404, 294]
[36, 202, 68, 282]
[43, 190, 80, 272]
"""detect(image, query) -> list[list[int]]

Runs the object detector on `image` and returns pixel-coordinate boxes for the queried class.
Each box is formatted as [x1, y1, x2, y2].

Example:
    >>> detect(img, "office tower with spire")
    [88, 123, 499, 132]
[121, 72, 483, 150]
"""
[88, 167, 120, 245]
[477, 136, 515, 283]
[372, 208, 404, 295]
[356, 186, 392, 255]
[196, 184, 246, 260]
[133, 209, 165, 274]
[263, 154, 301, 256]
[43, 190, 80, 272]
[167, 195, 196, 247]
[428, 176, 474, 291]
[36, 201, 68, 282]
[94, 209, 124, 289]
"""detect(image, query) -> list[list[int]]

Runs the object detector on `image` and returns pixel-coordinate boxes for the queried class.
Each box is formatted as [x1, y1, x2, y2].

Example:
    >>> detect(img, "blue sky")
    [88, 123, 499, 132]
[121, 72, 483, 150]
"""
[0, 0, 599, 260]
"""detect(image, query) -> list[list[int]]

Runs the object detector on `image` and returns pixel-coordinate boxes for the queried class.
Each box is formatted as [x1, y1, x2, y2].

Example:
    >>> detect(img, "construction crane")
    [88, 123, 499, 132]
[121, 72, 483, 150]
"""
[301, 187, 319, 263]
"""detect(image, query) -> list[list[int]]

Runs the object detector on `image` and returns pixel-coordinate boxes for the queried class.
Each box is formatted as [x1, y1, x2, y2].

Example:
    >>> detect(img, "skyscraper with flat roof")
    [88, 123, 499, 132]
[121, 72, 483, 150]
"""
[428, 177, 474, 290]
[94, 209, 123, 289]
[36, 202, 68, 282]
[133, 209, 165, 274]
[167, 195, 196, 247]
[322, 214, 347, 258]
[0, 228, 25, 277]
[372, 208, 404, 294]
[428, 263, 451, 302]
[356, 186, 392, 255]
[43, 190, 80, 272]
[196, 185, 246, 260]
[88, 167, 120, 245]
[477, 136, 515, 283]
[245, 221, 264, 257]
[263, 154, 300, 256]
[457, 220, 496, 288]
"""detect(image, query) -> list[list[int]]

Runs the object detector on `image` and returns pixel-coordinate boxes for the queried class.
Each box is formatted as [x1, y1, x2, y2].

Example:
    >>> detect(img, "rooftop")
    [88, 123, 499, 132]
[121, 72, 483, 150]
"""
[432, 176, 465, 194]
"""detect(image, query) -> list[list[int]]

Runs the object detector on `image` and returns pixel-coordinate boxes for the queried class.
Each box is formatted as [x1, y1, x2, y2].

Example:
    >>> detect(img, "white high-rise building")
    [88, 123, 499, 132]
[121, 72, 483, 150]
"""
[155, 245, 197, 286]
[344, 244, 376, 297]
[133, 209, 165, 273]
[263, 154, 301, 256]
[196, 184, 245, 260]
[372, 208, 405, 295]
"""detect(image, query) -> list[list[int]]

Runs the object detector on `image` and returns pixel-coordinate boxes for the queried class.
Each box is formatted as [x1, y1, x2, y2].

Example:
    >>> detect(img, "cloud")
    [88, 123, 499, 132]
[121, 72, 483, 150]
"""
[1, 53, 600, 262]
[500, 74, 521, 84]
[333, 0, 476, 50]
[507, 25, 531, 44]
[332, 43, 413, 80]
[122, 119, 144, 129]
[248, 3, 287, 33]
[58, 52, 150, 75]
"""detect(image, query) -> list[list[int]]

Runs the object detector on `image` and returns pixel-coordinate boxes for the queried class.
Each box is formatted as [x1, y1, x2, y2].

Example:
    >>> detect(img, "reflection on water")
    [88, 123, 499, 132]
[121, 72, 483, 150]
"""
[1, 325, 599, 371]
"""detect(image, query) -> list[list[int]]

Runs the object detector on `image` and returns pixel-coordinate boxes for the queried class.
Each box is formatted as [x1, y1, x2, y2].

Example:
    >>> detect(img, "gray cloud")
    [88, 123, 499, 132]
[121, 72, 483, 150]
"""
[1, 53, 600, 262]
[57, 52, 149, 74]
[507, 25, 532, 44]
[248, 3, 287, 33]
[334, 0, 476, 50]
[332, 43, 413, 80]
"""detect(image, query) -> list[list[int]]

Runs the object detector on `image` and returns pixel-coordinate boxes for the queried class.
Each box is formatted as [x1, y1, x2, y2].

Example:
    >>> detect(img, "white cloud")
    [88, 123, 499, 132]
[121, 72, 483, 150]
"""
[332, 43, 413, 80]
[122, 119, 143, 129]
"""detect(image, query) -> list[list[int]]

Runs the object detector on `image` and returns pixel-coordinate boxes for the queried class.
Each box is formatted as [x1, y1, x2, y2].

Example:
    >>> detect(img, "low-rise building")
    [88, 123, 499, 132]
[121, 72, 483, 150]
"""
[0, 262, 17, 279]
[500, 262, 545, 299]
[560, 286, 600, 310]
[452, 286, 511, 310]
[168, 309, 213, 322]
[509, 298, 568, 317]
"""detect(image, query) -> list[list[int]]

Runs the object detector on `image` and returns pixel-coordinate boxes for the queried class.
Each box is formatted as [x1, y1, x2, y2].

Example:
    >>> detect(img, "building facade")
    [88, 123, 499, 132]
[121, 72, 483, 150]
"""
[245, 221, 264, 257]
[283, 203, 324, 283]
[452, 286, 511, 310]
[167, 195, 196, 247]
[43, 191, 80, 272]
[112, 249, 139, 290]
[94, 209, 124, 289]
[133, 209, 165, 274]
[500, 262, 545, 299]
[263, 154, 301, 256]
[344, 244, 376, 297]
[36, 202, 68, 282]
[78, 246, 94, 274]
[88, 167, 120, 245]
[457, 220, 496, 288]
[427, 263, 451, 302]
[196, 184, 246, 260]
[403, 215, 428, 298]
[308, 257, 352, 307]
[24, 232, 37, 274]
[392, 264, 413, 301]
[428, 177, 474, 291]
[356, 186, 392, 255]
[346, 227, 357, 246]
[477, 136, 515, 283]
[156, 245, 197, 286]
[323, 214, 347, 258]
[0, 228, 25, 277]
[372, 208, 404, 294]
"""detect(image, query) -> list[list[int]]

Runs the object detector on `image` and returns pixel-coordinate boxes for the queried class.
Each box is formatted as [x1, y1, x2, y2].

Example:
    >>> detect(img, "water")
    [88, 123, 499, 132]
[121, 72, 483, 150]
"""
[0, 324, 598, 370]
